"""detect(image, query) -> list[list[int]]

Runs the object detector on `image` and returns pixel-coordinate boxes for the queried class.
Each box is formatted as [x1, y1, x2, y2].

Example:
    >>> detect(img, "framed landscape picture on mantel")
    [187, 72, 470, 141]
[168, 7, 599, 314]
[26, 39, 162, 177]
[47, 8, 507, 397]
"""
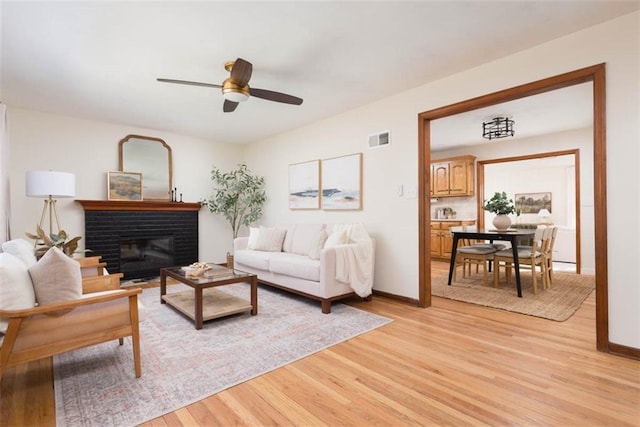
[108, 171, 143, 201]
[288, 160, 320, 209]
[321, 153, 362, 210]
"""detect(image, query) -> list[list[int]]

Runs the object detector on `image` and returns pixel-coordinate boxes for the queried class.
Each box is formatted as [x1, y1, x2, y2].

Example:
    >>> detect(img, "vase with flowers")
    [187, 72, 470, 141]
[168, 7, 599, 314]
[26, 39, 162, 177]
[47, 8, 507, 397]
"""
[483, 191, 516, 231]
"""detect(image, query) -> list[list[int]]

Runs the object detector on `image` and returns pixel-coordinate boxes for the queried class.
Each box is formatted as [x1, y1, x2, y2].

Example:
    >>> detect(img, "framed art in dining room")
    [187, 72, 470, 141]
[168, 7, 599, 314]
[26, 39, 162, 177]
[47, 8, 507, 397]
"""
[288, 160, 320, 209]
[514, 192, 551, 214]
[321, 153, 362, 210]
[108, 171, 143, 201]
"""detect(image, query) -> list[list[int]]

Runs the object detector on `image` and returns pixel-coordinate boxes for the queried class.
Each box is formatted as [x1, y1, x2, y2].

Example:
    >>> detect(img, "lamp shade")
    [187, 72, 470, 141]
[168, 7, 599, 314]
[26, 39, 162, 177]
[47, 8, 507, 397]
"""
[25, 171, 75, 198]
[538, 208, 551, 218]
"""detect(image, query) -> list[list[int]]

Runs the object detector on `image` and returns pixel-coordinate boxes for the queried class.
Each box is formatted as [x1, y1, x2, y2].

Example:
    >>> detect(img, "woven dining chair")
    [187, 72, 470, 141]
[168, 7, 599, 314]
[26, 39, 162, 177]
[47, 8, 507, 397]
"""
[493, 227, 551, 295]
[450, 226, 498, 286]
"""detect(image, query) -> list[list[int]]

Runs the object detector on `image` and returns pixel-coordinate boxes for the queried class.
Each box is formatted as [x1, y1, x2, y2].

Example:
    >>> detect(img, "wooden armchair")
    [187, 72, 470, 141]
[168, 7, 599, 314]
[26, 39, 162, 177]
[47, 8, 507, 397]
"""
[0, 269, 142, 381]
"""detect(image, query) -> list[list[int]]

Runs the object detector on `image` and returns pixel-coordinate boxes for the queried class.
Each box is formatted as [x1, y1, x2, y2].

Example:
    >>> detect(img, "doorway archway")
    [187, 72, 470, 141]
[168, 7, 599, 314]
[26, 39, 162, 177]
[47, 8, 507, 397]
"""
[417, 64, 611, 353]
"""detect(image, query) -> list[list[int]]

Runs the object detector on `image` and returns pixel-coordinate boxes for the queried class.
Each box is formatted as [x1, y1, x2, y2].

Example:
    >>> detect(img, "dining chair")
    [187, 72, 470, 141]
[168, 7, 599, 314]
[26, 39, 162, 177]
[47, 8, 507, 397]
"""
[450, 226, 498, 286]
[493, 227, 550, 295]
[542, 226, 558, 286]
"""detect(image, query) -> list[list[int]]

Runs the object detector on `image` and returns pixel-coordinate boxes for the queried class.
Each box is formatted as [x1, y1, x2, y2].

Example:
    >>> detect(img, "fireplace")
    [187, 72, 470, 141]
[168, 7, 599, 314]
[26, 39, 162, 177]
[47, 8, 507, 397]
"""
[77, 200, 201, 280]
[120, 236, 175, 279]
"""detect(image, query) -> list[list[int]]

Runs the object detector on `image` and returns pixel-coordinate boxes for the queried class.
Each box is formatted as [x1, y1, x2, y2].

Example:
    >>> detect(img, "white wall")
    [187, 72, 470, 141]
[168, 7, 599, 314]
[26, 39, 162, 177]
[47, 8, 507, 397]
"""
[7, 108, 244, 262]
[243, 12, 640, 348]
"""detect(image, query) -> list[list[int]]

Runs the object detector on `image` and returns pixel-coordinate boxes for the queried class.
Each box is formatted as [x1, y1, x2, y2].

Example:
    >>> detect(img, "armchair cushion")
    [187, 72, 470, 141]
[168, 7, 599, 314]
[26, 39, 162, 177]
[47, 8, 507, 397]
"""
[0, 252, 36, 333]
[1, 238, 37, 268]
[28, 247, 82, 307]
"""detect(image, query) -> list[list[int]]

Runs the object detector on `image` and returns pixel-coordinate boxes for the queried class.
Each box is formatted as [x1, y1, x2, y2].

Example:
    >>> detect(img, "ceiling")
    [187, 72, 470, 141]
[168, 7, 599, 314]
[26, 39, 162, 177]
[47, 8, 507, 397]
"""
[2, 1, 638, 145]
[430, 82, 593, 151]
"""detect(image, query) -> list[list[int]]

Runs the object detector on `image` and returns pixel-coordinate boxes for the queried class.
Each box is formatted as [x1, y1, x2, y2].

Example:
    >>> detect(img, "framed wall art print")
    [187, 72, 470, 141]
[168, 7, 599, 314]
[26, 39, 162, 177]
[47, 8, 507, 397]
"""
[321, 153, 362, 210]
[288, 160, 320, 209]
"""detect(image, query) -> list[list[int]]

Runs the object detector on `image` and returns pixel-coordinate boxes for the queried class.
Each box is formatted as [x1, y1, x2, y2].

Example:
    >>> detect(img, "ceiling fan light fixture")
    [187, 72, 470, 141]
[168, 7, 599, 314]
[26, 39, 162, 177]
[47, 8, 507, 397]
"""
[222, 79, 250, 103]
[482, 116, 515, 140]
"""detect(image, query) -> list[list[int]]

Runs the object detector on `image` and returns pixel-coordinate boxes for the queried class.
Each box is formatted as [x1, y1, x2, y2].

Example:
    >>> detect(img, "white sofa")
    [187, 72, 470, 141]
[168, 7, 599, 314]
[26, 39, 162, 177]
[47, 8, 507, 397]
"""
[233, 224, 375, 313]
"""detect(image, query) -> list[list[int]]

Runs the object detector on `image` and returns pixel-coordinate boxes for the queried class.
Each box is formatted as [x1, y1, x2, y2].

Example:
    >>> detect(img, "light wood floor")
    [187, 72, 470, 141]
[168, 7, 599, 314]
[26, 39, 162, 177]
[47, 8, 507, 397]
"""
[2, 262, 639, 426]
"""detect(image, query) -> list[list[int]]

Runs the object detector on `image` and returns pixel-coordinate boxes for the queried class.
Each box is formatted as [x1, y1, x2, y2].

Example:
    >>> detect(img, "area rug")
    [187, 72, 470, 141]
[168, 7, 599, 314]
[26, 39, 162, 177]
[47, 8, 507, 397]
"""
[431, 271, 595, 321]
[53, 284, 391, 426]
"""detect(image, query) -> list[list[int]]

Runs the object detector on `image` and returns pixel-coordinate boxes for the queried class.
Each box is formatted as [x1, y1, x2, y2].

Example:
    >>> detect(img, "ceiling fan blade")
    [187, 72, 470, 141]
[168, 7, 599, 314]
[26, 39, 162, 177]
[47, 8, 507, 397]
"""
[157, 78, 222, 89]
[250, 87, 303, 105]
[229, 58, 252, 87]
[223, 99, 239, 113]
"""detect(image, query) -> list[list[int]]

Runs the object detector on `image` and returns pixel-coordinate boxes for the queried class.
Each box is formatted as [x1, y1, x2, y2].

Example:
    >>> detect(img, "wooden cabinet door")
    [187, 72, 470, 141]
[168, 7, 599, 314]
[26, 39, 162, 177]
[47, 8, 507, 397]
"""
[432, 163, 450, 196]
[430, 156, 475, 197]
[430, 222, 441, 257]
[448, 160, 469, 195]
[441, 222, 461, 258]
[430, 230, 442, 257]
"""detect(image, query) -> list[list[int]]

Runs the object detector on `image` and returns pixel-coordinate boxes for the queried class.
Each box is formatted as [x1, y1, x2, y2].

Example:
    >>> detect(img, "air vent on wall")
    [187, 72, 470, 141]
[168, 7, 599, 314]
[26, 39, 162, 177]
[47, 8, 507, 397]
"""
[368, 131, 390, 149]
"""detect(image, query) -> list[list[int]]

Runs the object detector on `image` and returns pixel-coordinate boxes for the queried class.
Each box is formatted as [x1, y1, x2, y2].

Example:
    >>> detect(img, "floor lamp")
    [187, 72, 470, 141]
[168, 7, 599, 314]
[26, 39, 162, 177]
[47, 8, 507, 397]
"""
[25, 171, 76, 235]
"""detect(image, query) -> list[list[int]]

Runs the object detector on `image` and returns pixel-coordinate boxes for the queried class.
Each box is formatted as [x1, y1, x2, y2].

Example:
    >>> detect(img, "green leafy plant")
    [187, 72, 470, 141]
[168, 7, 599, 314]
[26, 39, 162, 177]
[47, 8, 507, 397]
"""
[483, 191, 516, 215]
[25, 225, 87, 259]
[201, 163, 266, 239]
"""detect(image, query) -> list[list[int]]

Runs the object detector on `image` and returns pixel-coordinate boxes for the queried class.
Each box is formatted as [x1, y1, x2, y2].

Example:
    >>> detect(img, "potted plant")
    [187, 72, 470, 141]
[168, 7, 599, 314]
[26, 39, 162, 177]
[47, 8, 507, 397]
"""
[201, 163, 266, 266]
[25, 225, 88, 259]
[483, 191, 516, 230]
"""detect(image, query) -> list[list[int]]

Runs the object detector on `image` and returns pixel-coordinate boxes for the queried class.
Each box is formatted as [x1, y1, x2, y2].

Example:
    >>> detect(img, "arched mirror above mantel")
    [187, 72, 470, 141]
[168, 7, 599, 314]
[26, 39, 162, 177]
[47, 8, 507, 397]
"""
[119, 135, 173, 200]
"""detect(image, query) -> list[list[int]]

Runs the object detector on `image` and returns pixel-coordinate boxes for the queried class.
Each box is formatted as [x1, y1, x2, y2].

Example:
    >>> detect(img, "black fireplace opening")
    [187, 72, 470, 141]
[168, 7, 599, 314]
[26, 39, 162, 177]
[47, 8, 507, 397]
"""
[119, 236, 175, 280]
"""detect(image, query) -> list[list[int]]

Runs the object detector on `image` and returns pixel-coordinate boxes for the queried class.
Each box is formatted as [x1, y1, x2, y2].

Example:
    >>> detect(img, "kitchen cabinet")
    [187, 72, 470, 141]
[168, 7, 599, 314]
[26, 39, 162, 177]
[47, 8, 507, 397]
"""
[430, 155, 475, 197]
[430, 220, 476, 260]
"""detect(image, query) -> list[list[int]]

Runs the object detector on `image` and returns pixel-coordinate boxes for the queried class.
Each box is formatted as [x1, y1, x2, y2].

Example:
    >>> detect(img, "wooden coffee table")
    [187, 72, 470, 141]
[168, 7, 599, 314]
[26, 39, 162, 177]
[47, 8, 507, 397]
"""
[160, 264, 257, 330]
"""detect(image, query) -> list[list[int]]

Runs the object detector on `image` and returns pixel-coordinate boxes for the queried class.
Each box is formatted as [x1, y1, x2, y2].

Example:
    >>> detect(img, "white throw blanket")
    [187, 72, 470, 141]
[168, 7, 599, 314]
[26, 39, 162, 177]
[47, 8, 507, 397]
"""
[332, 224, 374, 297]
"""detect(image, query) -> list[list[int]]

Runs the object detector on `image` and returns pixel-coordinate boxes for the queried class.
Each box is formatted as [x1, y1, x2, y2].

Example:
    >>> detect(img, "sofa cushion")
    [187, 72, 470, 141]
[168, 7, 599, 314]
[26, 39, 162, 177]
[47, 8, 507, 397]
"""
[247, 227, 260, 250]
[28, 247, 82, 307]
[252, 226, 287, 252]
[281, 225, 297, 253]
[269, 253, 321, 282]
[0, 252, 37, 333]
[308, 229, 328, 260]
[289, 224, 325, 256]
[2, 238, 37, 268]
[234, 249, 274, 271]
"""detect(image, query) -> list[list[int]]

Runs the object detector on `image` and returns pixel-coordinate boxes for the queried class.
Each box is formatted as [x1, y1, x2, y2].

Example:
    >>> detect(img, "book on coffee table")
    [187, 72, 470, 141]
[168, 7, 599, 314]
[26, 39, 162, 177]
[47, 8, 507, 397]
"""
[203, 263, 234, 278]
[181, 263, 233, 278]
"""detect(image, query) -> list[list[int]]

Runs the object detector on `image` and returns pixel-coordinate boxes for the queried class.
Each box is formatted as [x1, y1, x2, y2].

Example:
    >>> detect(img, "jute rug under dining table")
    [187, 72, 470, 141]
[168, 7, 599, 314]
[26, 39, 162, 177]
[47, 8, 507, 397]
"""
[431, 270, 595, 321]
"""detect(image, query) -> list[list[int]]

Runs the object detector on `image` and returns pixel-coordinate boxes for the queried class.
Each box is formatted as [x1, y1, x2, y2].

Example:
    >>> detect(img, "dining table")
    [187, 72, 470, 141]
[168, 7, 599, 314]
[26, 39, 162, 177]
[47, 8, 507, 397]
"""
[447, 228, 536, 297]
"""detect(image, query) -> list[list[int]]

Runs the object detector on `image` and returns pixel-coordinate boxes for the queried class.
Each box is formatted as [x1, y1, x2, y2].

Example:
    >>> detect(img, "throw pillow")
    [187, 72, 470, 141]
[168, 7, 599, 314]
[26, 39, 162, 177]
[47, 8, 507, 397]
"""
[0, 252, 37, 333]
[324, 229, 348, 248]
[247, 227, 261, 250]
[308, 229, 328, 260]
[290, 224, 325, 256]
[2, 238, 37, 268]
[28, 247, 82, 310]
[253, 226, 287, 252]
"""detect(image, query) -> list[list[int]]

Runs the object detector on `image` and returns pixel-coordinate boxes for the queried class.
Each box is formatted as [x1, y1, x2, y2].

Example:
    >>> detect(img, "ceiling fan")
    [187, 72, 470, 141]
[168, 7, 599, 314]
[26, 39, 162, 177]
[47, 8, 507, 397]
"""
[157, 58, 303, 113]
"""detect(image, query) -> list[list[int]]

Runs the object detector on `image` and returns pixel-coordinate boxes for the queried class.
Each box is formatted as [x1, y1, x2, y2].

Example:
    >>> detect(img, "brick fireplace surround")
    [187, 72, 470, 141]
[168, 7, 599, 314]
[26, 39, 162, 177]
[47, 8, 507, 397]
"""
[76, 200, 201, 280]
